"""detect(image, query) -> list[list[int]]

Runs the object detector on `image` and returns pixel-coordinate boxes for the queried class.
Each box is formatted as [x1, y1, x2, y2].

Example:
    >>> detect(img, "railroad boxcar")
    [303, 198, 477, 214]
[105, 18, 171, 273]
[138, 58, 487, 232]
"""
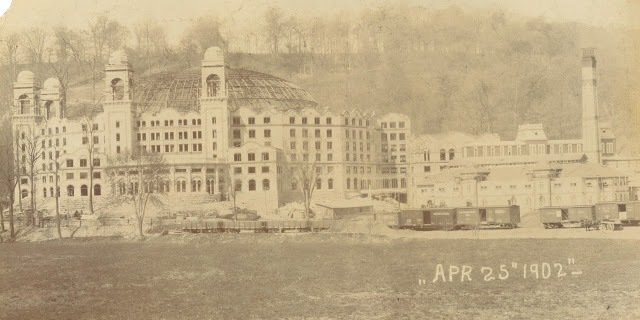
[429, 208, 457, 230]
[396, 209, 431, 230]
[596, 202, 640, 225]
[539, 206, 595, 228]
[456, 206, 519, 228]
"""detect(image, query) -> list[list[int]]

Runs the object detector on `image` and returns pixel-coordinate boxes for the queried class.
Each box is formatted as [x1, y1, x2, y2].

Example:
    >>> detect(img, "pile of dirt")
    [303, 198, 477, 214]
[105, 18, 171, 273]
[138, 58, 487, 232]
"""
[328, 220, 398, 237]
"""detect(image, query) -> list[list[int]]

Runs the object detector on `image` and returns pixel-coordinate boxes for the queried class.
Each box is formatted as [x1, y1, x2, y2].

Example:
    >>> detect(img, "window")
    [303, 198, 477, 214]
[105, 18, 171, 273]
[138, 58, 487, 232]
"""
[440, 149, 446, 161]
[249, 130, 256, 138]
[263, 117, 270, 124]
[262, 179, 270, 190]
[248, 153, 256, 161]
[80, 159, 87, 167]
[116, 133, 120, 142]
[262, 152, 270, 161]
[67, 159, 74, 167]
[326, 117, 332, 125]
[290, 142, 296, 150]
[233, 130, 241, 139]
[94, 184, 101, 196]
[264, 130, 271, 138]
[289, 117, 295, 124]
[234, 179, 242, 192]
[81, 185, 88, 196]
[302, 117, 308, 124]
[232, 117, 241, 125]
[212, 117, 217, 124]
[249, 179, 256, 191]
[206, 74, 221, 96]
[315, 129, 321, 138]
[327, 142, 333, 150]
[449, 149, 455, 160]
[327, 154, 333, 161]
[234, 153, 242, 162]
[290, 129, 296, 137]
[248, 117, 255, 125]
[67, 185, 74, 197]
[93, 172, 101, 179]
[424, 166, 431, 172]
[111, 78, 124, 100]
[399, 133, 405, 140]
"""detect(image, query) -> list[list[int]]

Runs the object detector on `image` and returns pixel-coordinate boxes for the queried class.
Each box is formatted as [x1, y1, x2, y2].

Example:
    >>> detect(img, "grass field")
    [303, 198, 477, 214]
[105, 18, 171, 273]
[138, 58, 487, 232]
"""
[1, 234, 639, 319]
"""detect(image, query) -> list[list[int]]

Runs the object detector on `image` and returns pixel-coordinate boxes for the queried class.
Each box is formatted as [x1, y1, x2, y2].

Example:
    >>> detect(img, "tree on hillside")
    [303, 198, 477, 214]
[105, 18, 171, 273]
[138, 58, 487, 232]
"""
[265, 7, 284, 56]
[22, 27, 49, 64]
[134, 18, 170, 74]
[0, 124, 19, 240]
[180, 15, 227, 67]
[105, 150, 169, 237]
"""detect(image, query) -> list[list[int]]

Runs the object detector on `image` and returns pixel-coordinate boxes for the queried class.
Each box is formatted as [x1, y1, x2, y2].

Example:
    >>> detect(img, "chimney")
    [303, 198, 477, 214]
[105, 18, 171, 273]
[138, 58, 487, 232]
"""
[581, 48, 601, 164]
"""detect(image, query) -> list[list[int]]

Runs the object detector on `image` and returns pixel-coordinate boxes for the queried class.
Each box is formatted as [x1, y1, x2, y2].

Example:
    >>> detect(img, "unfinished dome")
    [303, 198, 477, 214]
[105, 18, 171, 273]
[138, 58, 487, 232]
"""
[133, 68, 317, 113]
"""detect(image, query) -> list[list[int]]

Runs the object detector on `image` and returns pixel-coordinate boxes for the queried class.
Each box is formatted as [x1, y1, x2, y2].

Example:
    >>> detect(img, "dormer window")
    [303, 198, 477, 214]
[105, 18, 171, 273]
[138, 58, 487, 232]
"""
[206, 74, 221, 97]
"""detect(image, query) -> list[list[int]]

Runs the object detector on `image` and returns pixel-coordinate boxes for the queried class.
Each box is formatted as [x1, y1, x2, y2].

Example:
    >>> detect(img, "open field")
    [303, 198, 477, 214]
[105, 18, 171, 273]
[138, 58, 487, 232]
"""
[1, 234, 640, 319]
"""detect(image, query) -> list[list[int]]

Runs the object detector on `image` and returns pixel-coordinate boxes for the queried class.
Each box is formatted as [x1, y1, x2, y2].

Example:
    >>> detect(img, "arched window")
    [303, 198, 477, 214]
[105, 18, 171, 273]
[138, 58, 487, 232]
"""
[119, 183, 126, 195]
[207, 179, 215, 194]
[50, 187, 54, 198]
[94, 184, 101, 196]
[328, 178, 334, 190]
[67, 185, 74, 197]
[249, 179, 256, 191]
[346, 178, 351, 189]
[111, 78, 125, 100]
[449, 148, 455, 160]
[353, 178, 358, 189]
[43, 188, 47, 198]
[206, 74, 221, 97]
[234, 179, 242, 192]
[192, 179, 202, 192]
[316, 178, 322, 190]
[81, 185, 88, 196]
[44, 101, 53, 119]
[19, 94, 29, 114]
[440, 149, 446, 161]
[262, 179, 270, 190]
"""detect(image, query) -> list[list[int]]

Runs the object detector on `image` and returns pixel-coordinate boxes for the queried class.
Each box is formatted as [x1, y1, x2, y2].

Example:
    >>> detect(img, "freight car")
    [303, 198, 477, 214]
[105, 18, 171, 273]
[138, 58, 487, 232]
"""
[456, 206, 520, 229]
[394, 206, 520, 231]
[595, 201, 640, 225]
[538, 206, 596, 228]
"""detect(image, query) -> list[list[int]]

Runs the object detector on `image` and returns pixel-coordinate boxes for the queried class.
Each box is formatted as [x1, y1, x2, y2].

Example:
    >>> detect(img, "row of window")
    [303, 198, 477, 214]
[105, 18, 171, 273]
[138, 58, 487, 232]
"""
[343, 118, 371, 127]
[42, 126, 67, 135]
[291, 141, 334, 151]
[345, 130, 371, 140]
[136, 118, 203, 128]
[289, 116, 332, 125]
[232, 166, 271, 174]
[381, 155, 407, 163]
[380, 121, 406, 129]
[66, 158, 101, 168]
[381, 133, 405, 141]
[232, 129, 271, 139]
[289, 153, 335, 162]
[289, 129, 333, 138]
[233, 152, 271, 162]
[381, 144, 405, 152]
[232, 117, 271, 125]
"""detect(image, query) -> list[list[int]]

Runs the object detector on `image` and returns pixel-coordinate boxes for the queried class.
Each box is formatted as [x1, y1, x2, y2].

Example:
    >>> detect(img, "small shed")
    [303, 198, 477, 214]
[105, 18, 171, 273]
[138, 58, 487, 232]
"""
[315, 200, 374, 219]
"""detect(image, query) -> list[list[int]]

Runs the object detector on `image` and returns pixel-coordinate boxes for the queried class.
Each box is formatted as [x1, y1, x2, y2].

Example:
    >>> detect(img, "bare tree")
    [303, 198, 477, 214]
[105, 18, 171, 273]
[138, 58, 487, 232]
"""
[22, 27, 49, 64]
[105, 150, 169, 237]
[265, 7, 284, 56]
[134, 18, 169, 74]
[22, 127, 44, 226]
[43, 147, 64, 239]
[80, 119, 101, 215]
[290, 160, 322, 219]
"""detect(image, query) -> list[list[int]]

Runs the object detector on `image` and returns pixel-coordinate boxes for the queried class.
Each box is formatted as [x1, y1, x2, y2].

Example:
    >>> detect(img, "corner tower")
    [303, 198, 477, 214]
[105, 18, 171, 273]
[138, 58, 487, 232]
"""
[11, 70, 43, 135]
[103, 50, 135, 156]
[200, 47, 229, 160]
[581, 48, 601, 164]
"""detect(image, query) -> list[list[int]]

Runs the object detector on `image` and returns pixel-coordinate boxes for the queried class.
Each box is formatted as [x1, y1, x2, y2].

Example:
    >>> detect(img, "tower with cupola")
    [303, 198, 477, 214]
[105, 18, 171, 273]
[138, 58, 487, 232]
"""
[200, 47, 229, 160]
[102, 50, 135, 156]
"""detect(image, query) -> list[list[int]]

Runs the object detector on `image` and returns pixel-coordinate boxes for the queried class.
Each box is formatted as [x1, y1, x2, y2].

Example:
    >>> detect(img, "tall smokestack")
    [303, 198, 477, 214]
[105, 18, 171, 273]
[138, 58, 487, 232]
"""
[582, 48, 601, 164]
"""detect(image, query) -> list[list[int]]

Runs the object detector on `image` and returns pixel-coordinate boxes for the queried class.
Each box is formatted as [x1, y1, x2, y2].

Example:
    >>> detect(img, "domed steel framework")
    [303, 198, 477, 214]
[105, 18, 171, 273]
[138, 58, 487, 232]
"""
[132, 68, 317, 113]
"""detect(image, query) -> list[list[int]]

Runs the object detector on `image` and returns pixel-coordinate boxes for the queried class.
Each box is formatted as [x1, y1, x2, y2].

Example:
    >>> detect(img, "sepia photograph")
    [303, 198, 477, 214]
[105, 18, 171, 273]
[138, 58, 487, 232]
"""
[0, 0, 639, 318]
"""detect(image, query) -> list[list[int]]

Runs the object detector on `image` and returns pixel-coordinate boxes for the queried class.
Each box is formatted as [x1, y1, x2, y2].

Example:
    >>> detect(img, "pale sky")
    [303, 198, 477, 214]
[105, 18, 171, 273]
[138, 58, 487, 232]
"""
[0, 0, 637, 42]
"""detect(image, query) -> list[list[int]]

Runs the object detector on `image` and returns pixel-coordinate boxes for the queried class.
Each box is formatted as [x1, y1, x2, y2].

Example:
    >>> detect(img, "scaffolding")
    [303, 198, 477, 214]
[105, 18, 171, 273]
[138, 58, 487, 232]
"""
[132, 68, 318, 113]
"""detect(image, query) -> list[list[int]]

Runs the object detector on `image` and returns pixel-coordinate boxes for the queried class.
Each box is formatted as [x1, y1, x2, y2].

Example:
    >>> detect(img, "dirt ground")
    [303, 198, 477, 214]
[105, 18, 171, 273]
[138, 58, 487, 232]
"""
[1, 234, 640, 319]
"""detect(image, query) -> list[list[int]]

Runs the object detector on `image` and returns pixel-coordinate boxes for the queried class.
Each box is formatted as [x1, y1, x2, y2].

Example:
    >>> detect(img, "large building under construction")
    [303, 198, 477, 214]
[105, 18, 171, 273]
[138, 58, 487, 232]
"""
[9, 47, 634, 216]
[10, 47, 411, 214]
